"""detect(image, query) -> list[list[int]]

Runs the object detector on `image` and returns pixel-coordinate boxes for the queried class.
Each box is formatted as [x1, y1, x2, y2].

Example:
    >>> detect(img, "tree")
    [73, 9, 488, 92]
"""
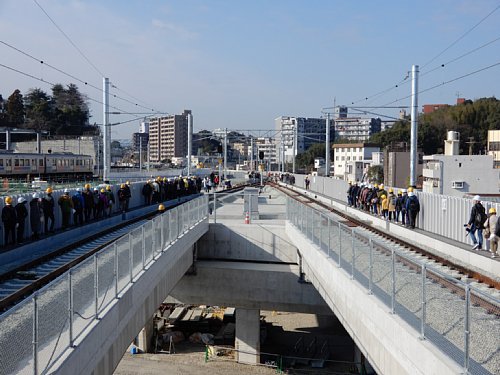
[296, 143, 326, 169]
[0, 94, 7, 127]
[24, 88, 54, 132]
[51, 83, 90, 134]
[367, 165, 383, 184]
[6, 89, 24, 127]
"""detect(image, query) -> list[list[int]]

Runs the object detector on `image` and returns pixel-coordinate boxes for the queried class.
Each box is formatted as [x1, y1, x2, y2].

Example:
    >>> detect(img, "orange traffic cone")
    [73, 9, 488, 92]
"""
[244, 211, 250, 224]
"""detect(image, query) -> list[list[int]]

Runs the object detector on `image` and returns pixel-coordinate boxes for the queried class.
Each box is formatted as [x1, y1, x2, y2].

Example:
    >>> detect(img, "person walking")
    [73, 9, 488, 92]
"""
[405, 190, 420, 229]
[305, 176, 310, 190]
[381, 194, 389, 220]
[72, 188, 85, 226]
[58, 189, 74, 230]
[387, 189, 397, 221]
[82, 184, 94, 222]
[118, 184, 128, 213]
[29, 193, 43, 240]
[467, 195, 487, 250]
[484, 207, 497, 255]
[395, 191, 403, 223]
[2, 196, 16, 246]
[105, 185, 115, 217]
[124, 181, 132, 211]
[490, 210, 500, 258]
[42, 187, 55, 233]
[15, 197, 28, 244]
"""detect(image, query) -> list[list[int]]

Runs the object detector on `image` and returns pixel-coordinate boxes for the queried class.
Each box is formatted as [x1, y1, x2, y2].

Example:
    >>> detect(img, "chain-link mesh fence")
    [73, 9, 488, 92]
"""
[286, 196, 500, 374]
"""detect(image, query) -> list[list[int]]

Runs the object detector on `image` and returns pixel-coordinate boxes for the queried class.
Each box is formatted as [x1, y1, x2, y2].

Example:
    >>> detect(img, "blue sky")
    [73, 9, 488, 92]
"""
[0, 0, 499, 139]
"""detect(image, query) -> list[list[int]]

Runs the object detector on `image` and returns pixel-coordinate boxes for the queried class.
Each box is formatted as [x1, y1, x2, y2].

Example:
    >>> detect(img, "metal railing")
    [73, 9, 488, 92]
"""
[0, 194, 209, 375]
[287, 197, 500, 375]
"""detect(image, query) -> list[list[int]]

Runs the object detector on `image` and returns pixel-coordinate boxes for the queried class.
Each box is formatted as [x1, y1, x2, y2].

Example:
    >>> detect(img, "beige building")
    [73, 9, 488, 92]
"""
[149, 110, 190, 162]
[487, 130, 500, 168]
[333, 143, 380, 180]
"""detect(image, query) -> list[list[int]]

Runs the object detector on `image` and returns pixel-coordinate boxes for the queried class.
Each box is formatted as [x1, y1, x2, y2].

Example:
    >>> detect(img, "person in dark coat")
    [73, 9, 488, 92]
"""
[124, 181, 132, 211]
[83, 184, 94, 222]
[29, 193, 43, 239]
[72, 188, 85, 226]
[405, 190, 420, 229]
[42, 187, 55, 233]
[15, 197, 28, 244]
[467, 195, 486, 250]
[58, 189, 73, 230]
[2, 196, 16, 246]
[118, 184, 128, 213]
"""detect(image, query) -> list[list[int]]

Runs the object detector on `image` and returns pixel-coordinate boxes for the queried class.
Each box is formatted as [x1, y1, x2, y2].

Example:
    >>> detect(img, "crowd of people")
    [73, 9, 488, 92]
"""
[347, 182, 420, 229]
[1, 175, 206, 248]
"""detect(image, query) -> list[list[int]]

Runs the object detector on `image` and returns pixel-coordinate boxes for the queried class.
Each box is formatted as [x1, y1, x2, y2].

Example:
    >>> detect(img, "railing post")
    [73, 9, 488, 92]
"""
[94, 254, 99, 319]
[141, 226, 146, 270]
[114, 242, 118, 298]
[160, 214, 165, 251]
[129, 233, 133, 283]
[464, 284, 471, 373]
[368, 238, 373, 294]
[420, 264, 426, 339]
[391, 249, 395, 314]
[311, 209, 314, 242]
[68, 270, 74, 347]
[213, 189, 217, 224]
[327, 218, 331, 258]
[32, 293, 38, 375]
[338, 222, 342, 267]
[351, 228, 355, 279]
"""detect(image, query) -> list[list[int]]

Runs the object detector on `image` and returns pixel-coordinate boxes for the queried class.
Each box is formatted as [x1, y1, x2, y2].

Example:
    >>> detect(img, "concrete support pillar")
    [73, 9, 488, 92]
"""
[354, 343, 375, 375]
[235, 308, 260, 365]
[136, 317, 154, 353]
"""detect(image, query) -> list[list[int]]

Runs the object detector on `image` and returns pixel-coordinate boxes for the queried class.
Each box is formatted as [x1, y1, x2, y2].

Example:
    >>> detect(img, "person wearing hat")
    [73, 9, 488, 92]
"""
[405, 190, 420, 229]
[42, 187, 55, 233]
[58, 189, 74, 230]
[83, 184, 94, 223]
[380, 194, 389, 220]
[118, 184, 128, 213]
[484, 207, 498, 257]
[29, 193, 43, 240]
[105, 185, 115, 217]
[15, 197, 28, 244]
[124, 181, 131, 211]
[72, 188, 85, 226]
[2, 196, 17, 246]
[467, 195, 486, 250]
[387, 189, 396, 221]
[400, 189, 408, 226]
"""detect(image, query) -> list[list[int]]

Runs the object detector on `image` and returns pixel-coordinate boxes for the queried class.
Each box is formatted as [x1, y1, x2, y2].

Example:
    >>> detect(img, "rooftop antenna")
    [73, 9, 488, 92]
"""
[465, 136, 476, 155]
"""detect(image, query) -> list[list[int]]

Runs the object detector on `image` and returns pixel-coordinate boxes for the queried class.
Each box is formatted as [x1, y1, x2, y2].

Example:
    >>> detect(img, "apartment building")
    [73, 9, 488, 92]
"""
[333, 143, 380, 180]
[148, 110, 190, 162]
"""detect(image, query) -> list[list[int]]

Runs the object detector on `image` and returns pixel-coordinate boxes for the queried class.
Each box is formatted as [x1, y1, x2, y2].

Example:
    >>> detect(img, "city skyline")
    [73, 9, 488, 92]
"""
[1, 0, 499, 139]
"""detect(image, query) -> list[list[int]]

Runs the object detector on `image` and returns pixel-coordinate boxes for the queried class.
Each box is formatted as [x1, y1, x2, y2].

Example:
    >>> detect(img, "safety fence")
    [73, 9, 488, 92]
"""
[288, 173, 500, 247]
[287, 197, 500, 375]
[204, 345, 364, 374]
[0, 194, 209, 375]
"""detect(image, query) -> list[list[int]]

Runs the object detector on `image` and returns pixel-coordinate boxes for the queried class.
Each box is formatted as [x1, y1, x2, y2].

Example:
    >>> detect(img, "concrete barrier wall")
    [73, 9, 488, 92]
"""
[286, 222, 462, 375]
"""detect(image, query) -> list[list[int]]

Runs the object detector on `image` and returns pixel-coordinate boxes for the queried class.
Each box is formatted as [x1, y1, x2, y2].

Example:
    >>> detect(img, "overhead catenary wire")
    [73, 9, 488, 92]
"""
[33, 0, 106, 78]
[0, 62, 146, 126]
[421, 3, 500, 69]
[0, 40, 164, 115]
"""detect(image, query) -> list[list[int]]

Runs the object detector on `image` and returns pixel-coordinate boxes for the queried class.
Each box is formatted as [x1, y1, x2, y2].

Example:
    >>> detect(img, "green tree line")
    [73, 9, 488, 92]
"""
[0, 84, 98, 136]
[370, 97, 500, 154]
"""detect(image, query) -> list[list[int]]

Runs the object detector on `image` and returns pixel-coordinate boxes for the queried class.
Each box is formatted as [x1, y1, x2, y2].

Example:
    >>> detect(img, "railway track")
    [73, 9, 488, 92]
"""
[0, 183, 257, 312]
[271, 182, 500, 315]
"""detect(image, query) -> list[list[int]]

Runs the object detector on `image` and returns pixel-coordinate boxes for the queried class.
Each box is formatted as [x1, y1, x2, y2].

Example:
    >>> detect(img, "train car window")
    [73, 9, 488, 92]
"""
[17, 159, 22, 166]
[26, 159, 30, 166]
[0, 160, 3, 167]
[6, 159, 11, 167]
[39, 159, 44, 167]
[52, 159, 57, 166]
[65, 159, 69, 167]
[31, 159, 35, 166]
[71, 159, 74, 166]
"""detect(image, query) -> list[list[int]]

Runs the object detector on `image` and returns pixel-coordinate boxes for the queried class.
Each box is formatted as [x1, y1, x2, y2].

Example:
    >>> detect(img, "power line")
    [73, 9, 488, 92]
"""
[0, 61, 141, 122]
[379, 61, 500, 108]
[421, 3, 500, 69]
[0, 39, 163, 114]
[33, 0, 105, 77]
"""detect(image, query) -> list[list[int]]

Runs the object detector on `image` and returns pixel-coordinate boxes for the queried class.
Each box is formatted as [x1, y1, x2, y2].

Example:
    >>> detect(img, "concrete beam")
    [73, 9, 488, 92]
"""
[50, 219, 208, 375]
[168, 261, 331, 314]
[286, 222, 462, 375]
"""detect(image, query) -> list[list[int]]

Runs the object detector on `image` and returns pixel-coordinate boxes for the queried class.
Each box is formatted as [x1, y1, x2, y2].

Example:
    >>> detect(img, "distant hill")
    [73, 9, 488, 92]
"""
[369, 97, 500, 155]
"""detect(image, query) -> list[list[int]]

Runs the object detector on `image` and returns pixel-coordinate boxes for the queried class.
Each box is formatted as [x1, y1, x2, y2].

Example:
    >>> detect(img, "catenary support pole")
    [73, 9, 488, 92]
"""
[410, 65, 419, 187]
[102, 77, 110, 181]
[325, 112, 330, 177]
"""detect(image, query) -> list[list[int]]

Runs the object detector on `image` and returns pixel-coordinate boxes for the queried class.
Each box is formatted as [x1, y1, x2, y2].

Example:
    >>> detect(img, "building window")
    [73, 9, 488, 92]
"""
[341, 156, 345, 161]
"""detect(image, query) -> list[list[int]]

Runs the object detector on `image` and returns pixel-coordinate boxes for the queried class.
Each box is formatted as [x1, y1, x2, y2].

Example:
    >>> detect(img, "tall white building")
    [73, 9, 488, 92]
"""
[333, 143, 380, 180]
[334, 106, 382, 141]
[275, 116, 333, 163]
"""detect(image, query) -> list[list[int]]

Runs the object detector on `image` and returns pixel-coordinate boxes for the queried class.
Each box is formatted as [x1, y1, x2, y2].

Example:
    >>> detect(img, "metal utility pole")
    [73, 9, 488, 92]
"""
[102, 77, 110, 181]
[187, 112, 193, 176]
[293, 124, 297, 174]
[223, 128, 228, 181]
[466, 137, 476, 155]
[325, 112, 331, 177]
[250, 137, 254, 171]
[139, 137, 143, 171]
[410, 65, 419, 188]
